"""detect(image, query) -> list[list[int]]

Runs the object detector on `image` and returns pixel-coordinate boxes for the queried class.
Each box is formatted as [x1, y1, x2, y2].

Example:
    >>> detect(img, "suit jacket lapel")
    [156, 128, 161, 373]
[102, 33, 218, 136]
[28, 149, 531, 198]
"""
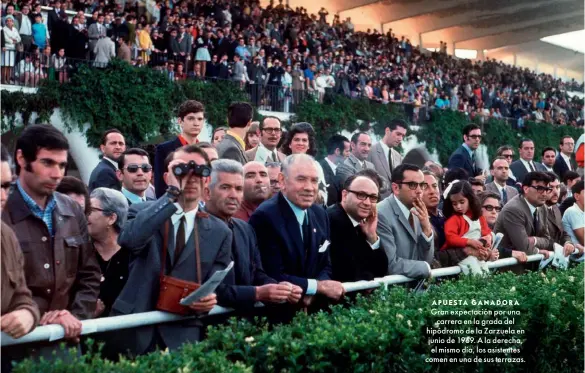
[390, 197, 416, 240]
[305, 208, 318, 275]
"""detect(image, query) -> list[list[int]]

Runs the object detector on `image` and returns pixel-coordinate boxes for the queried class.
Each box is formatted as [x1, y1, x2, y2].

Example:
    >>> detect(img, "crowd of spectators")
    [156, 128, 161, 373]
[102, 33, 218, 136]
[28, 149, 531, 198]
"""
[1, 0, 583, 124]
[1, 97, 584, 368]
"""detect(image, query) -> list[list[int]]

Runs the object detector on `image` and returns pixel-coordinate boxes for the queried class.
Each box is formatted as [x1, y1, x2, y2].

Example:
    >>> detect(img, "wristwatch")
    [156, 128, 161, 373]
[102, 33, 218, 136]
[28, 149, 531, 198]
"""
[166, 185, 181, 202]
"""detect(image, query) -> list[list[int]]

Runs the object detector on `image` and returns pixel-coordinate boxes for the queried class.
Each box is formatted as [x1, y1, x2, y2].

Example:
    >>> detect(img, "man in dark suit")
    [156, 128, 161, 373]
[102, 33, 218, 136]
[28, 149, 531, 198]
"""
[154, 100, 205, 198]
[216, 102, 253, 164]
[114, 144, 231, 356]
[509, 138, 546, 185]
[204, 159, 303, 309]
[319, 135, 350, 207]
[447, 123, 484, 181]
[544, 172, 573, 247]
[328, 171, 388, 282]
[116, 148, 155, 205]
[88, 129, 126, 192]
[554, 135, 576, 180]
[249, 154, 345, 313]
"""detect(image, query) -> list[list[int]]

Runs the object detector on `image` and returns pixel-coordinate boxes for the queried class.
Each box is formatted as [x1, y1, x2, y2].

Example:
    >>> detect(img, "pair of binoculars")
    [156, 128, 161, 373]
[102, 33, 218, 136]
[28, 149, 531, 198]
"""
[172, 161, 211, 178]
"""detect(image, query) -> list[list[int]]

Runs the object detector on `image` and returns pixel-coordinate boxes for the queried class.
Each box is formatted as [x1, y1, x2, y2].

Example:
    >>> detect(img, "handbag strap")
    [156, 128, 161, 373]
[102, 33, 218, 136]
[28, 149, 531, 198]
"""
[159, 215, 203, 284]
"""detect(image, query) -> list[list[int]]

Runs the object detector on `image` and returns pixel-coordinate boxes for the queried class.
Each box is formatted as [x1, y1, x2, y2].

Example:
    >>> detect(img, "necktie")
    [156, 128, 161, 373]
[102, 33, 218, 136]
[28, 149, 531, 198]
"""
[408, 213, 415, 233]
[533, 210, 539, 234]
[529, 161, 535, 172]
[388, 149, 394, 172]
[302, 213, 311, 259]
[502, 188, 508, 205]
[272, 151, 278, 162]
[175, 216, 186, 264]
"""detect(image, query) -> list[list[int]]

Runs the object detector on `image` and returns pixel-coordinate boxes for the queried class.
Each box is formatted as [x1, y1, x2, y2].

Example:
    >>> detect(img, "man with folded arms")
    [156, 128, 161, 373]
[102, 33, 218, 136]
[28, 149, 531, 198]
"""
[204, 159, 302, 308]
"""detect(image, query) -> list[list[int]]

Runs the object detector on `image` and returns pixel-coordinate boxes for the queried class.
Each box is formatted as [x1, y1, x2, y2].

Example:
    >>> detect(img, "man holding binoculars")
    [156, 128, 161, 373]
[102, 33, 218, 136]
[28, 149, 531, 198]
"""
[113, 144, 233, 356]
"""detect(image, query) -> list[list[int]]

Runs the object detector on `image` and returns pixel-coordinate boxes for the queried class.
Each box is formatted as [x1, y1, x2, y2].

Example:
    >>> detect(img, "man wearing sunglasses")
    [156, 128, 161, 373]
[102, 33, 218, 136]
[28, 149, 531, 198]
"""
[117, 148, 154, 205]
[447, 124, 484, 182]
[495, 172, 574, 269]
[327, 170, 388, 283]
[377, 164, 434, 279]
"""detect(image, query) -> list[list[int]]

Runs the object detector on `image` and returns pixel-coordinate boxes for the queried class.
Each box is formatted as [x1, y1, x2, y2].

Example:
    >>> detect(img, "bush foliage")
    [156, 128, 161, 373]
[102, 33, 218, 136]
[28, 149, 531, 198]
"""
[1, 60, 581, 160]
[14, 264, 584, 373]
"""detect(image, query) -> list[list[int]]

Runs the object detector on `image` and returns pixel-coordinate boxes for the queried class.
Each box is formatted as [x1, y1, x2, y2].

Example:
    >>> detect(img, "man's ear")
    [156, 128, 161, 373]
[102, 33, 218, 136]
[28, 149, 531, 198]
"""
[116, 170, 123, 182]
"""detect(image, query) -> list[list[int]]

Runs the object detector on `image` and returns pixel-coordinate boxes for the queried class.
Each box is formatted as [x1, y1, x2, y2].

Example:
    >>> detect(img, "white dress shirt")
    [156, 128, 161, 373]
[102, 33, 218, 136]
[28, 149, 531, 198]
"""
[561, 153, 573, 171]
[19, 15, 31, 36]
[520, 158, 537, 173]
[171, 204, 199, 246]
[103, 156, 119, 170]
[325, 157, 338, 175]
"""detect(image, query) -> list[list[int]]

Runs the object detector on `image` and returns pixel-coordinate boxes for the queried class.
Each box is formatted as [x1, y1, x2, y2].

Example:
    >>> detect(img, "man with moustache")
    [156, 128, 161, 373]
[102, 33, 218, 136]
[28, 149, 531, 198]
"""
[245, 117, 286, 163]
[154, 100, 205, 197]
[117, 148, 154, 205]
[249, 155, 344, 318]
[89, 129, 126, 191]
[328, 171, 388, 282]
[203, 159, 303, 309]
[233, 162, 271, 222]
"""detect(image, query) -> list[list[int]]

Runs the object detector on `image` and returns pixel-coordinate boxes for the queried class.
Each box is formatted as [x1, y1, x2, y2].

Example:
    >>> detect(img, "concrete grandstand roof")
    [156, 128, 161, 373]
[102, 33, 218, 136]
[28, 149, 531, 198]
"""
[291, 0, 584, 79]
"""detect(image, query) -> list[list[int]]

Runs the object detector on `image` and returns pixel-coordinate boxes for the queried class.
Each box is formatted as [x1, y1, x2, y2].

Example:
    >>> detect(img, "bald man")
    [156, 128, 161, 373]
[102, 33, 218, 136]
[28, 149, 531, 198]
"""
[233, 161, 271, 222]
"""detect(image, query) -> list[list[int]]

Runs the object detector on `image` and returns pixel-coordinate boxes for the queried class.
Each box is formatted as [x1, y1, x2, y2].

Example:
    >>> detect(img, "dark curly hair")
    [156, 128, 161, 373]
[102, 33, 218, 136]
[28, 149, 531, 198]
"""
[442, 180, 482, 220]
[281, 122, 317, 157]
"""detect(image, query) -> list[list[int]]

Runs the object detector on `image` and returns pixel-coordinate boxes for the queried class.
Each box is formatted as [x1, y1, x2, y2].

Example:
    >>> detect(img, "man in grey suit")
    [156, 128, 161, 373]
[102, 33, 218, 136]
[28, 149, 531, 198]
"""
[176, 25, 192, 68]
[509, 139, 545, 185]
[368, 119, 406, 196]
[87, 14, 107, 59]
[485, 157, 518, 205]
[93, 35, 115, 67]
[494, 172, 573, 263]
[336, 132, 375, 190]
[377, 164, 434, 279]
[216, 102, 253, 164]
[245, 117, 286, 163]
[113, 144, 232, 356]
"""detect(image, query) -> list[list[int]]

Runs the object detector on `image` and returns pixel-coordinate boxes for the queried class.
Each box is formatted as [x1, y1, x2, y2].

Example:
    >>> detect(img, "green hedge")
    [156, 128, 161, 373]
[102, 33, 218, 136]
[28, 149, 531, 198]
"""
[1, 60, 581, 162]
[15, 264, 584, 373]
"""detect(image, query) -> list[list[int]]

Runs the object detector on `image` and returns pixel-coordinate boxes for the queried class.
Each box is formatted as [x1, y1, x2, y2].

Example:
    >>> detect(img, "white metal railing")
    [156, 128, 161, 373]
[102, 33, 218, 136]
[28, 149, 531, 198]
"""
[0, 253, 546, 347]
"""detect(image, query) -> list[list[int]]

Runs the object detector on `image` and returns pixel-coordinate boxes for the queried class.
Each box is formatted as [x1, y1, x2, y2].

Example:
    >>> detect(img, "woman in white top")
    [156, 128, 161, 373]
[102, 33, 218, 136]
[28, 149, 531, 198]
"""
[2, 16, 21, 83]
[51, 48, 68, 83]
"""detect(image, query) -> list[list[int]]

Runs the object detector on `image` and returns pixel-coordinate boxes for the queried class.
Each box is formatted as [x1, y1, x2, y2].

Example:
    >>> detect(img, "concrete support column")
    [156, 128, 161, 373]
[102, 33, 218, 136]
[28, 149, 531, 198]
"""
[451, 42, 456, 56]
[535, 59, 539, 74]
[476, 49, 485, 61]
[553, 65, 558, 79]
[513, 53, 517, 66]
[419, 33, 423, 52]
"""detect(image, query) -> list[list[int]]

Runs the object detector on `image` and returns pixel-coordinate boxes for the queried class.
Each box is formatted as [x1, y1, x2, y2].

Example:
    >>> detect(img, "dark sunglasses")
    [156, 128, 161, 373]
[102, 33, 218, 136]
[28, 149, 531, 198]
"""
[1, 182, 13, 190]
[347, 190, 379, 203]
[482, 205, 501, 212]
[468, 135, 482, 139]
[124, 164, 152, 173]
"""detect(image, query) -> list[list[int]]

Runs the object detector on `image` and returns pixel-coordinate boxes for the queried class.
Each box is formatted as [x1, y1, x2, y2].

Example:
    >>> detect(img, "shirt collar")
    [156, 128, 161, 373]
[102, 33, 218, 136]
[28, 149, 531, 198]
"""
[393, 195, 411, 220]
[561, 152, 571, 163]
[227, 130, 246, 150]
[462, 143, 474, 157]
[379, 141, 391, 159]
[523, 197, 537, 216]
[171, 203, 199, 225]
[346, 211, 360, 227]
[103, 156, 119, 170]
[520, 158, 533, 169]
[325, 157, 338, 173]
[16, 179, 56, 213]
[284, 195, 306, 226]
[122, 187, 145, 204]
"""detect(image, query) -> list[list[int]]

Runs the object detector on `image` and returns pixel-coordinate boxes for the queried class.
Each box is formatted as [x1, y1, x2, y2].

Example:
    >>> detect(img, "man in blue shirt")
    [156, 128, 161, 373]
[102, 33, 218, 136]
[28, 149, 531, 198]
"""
[117, 148, 154, 205]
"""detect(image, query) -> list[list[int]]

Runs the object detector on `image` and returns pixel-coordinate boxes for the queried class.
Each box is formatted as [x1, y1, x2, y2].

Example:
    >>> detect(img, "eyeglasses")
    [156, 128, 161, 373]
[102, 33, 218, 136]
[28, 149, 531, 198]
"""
[395, 181, 429, 190]
[262, 128, 282, 134]
[482, 205, 501, 212]
[468, 135, 482, 139]
[124, 164, 152, 173]
[501, 154, 514, 158]
[87, 207, 108, 216]
[0, 182, 12, 190]
[529, 185, 553, 194]
[347, 190, 379, 203]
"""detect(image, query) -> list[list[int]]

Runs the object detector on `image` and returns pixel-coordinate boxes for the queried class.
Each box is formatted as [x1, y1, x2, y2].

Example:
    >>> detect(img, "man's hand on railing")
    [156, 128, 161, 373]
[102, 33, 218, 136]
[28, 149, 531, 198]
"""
[0, 309, 36, 339]
[317, 280, 345, 300]
[511, 251, 528, 263]
[562, 242, 575, 257]
[187, 294, 217, 314]
[538, 249, 552, 259]
[39, 310, 82, 342]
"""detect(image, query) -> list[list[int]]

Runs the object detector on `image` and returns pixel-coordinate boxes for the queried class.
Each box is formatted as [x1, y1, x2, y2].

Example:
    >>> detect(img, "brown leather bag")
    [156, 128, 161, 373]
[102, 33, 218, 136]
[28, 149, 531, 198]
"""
[156, 218, 203, 315]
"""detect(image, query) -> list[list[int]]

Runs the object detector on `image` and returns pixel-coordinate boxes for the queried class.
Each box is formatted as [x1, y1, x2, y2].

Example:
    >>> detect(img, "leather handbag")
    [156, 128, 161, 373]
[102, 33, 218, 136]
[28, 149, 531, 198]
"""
[156, 217, 203, 315]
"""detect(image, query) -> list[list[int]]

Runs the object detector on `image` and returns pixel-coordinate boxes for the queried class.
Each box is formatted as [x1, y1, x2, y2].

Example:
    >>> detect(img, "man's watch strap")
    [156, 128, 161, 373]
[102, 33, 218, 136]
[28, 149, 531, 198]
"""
[166, 186, 181, 201]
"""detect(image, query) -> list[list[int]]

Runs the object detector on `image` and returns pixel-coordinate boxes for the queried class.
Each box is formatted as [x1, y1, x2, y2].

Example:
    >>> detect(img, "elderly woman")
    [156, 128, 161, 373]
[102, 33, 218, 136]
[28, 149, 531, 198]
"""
[281, 122, 328, 205]
[2, 16, 21, 84]
[87, 188, 129, 317]
[1, 146, 40, 345]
